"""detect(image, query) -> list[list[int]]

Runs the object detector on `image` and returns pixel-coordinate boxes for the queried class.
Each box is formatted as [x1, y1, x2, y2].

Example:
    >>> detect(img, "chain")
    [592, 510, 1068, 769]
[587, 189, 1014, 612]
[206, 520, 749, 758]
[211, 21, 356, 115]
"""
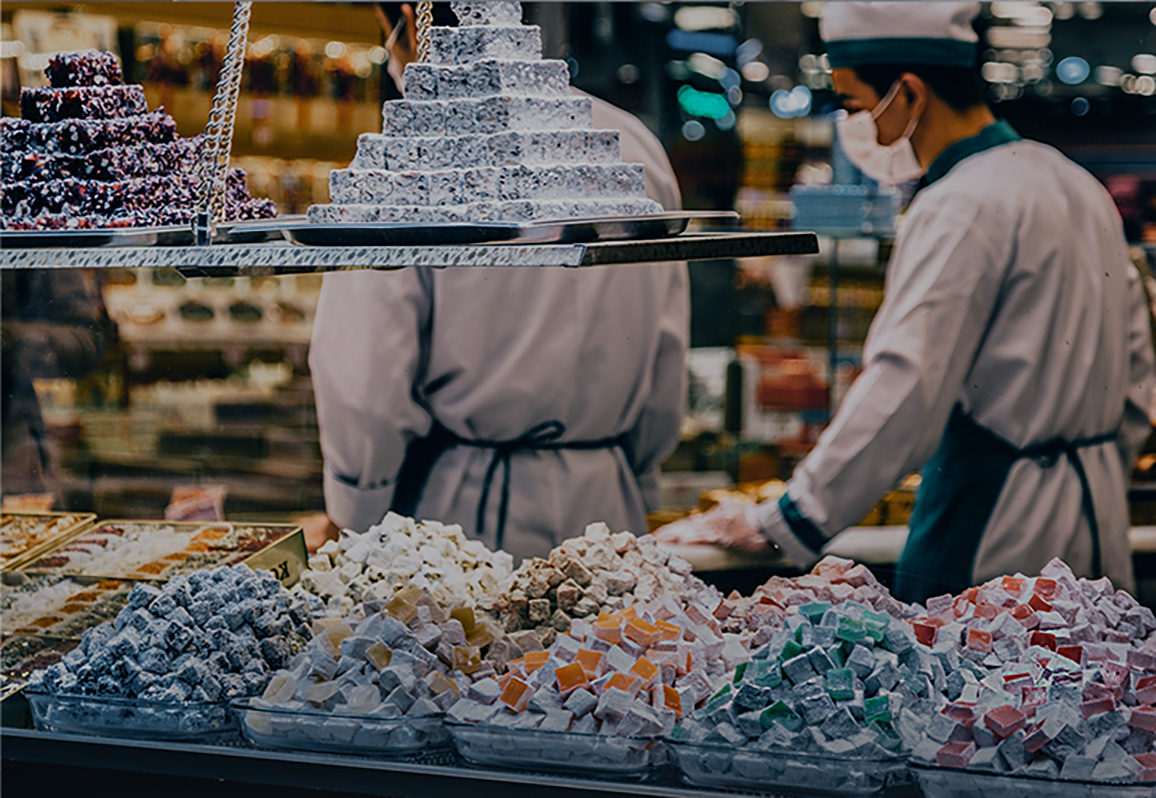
[194, 1, 253, 245]
[416, 1, 434, 63]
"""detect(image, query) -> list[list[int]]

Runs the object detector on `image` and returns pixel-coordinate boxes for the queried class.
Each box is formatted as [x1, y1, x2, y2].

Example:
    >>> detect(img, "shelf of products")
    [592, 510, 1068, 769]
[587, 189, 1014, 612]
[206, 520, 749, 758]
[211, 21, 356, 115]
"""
[0, 232, 821, 272]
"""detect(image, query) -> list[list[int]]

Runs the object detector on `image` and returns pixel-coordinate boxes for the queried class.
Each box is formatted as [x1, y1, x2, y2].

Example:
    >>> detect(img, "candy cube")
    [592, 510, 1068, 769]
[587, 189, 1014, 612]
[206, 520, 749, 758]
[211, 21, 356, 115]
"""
[604, 672, 642, 696]
[524, 650, 549, 672]
[760, 700, 804, 732]
[835, 616, 866, 643]
[1027, 594, 1053, 614]
[624, 617, 660, 647]
[1133, 752, 1156, 782]
[499, 677, 532, 712]
[574, 649, 604, 678]
[659, 684, 682, 717]
[630, 657, 659, 688]
[1057, 645, 1083, 665]
[1129, 706, 1156, 732]
[984, 704, 1027, 738]
[966, 628, 993, 653]
[1028, 631, 1056, 651]
[824, 668, 855, 701]
[453, 645, 483, 675]
[864, 695, 892, 724]
[936, 741, 976, 768]
[594, 617, 623, 644]
[1080, 696, 1116, 719]
[554, 662, 588, 695]
[913, 622, 937, 647]
[1135, 674, 1156, 705]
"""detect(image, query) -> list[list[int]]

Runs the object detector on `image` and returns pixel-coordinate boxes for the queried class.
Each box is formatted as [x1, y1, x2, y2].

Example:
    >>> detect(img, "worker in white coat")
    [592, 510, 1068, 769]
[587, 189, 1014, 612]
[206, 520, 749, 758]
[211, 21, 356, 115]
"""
[303, 3, 688, 561]
[665, 2, 1155, 602]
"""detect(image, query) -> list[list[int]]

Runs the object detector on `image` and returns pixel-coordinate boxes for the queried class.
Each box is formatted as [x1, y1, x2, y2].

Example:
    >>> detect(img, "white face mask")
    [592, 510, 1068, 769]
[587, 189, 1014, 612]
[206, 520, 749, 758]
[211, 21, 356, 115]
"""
[836, 81, 924, 184]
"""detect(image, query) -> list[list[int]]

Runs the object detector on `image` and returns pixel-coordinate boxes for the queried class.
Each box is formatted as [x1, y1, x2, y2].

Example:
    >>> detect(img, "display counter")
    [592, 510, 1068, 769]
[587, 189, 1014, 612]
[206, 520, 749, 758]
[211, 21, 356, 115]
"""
[4, 727, 856, 798]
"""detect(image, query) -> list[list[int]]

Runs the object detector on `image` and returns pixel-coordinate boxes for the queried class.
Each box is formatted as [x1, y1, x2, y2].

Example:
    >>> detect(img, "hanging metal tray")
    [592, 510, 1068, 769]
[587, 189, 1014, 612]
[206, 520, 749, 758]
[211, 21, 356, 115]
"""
[0, 225, 194, 250]
[0, 221, 282, 250]
[243, 211, 741, 247]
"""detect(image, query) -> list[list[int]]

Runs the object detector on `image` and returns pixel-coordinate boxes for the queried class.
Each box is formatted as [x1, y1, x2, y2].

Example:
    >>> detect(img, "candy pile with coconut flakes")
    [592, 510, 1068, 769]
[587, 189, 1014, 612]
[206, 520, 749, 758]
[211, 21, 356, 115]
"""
[489, 523, 722, 642]
[295, 513, 514, 615]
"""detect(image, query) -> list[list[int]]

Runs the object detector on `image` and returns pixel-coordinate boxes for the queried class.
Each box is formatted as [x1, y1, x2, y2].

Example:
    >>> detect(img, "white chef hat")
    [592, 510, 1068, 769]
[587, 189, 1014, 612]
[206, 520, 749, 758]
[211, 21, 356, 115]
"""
[820, 2, 981, 69]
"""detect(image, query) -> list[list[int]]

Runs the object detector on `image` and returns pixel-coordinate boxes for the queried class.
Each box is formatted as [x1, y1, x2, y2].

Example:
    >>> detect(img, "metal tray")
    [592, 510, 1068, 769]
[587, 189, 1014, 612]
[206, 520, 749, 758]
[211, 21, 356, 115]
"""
[1, 575, 133, 640]
[1, 512, 96, 572]
[1, 635, 81, 702]
[20, 520, 307, 587]
[910, 763, 1156, 798]
[25, 689, 235, 741]
[246, 211, 740, 247]
[0, 225, 194, 249]
[667, 739, 910, 797]
[446, 719, 664, 780]
[232, 699, 449, 757]
[0, 220, 282, 249]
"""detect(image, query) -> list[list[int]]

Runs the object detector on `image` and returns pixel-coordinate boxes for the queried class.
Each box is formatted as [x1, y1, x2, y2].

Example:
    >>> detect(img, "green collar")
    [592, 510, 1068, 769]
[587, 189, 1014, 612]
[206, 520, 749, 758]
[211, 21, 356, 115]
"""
[924, 120, 1022, 186]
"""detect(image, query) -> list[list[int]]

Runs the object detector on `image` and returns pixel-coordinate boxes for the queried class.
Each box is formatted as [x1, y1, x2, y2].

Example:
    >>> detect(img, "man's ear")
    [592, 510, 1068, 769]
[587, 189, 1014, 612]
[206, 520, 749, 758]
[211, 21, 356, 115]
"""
[900, 72, 929, 116]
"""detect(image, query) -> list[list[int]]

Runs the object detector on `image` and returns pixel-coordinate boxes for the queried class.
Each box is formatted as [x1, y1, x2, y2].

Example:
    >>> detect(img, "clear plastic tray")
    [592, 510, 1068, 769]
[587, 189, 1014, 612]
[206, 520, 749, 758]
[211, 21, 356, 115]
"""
[667, 739, 910, 797]
[232, 699, 448, 757]
[910, 764, 1156, 798]
[25, 689, 234, 741]
[446, 719, 664, 780]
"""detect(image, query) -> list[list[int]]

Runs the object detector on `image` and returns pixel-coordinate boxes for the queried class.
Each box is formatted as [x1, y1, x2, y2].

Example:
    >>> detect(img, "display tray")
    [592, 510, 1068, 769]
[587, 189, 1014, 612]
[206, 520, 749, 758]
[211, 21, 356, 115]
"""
[910, 764, 1156, 798]
[247, 211, 740, 247]
[233, 699, 449, 757]
[1, 574, 132, 639]
[0, 222, 283, 249]
[1, 635, 80, 701]
[0, 225, 194, 249]
[25, 689, 235, 741]
[0, 512, 96, 572]
[20, 520, 307, 587]
[446, 719, 664, 780]
[666, 740, 909, 797]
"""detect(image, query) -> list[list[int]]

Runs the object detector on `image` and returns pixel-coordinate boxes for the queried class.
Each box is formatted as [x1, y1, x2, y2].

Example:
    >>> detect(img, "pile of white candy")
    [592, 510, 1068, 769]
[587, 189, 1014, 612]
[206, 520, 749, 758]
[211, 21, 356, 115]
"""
[491, 523, 720, 639]
[297, 513, 513, 614]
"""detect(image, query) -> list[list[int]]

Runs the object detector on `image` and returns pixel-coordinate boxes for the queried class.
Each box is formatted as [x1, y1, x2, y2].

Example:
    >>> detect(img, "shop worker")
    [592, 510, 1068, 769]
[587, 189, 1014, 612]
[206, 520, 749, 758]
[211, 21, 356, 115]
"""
[675, 2, 1155, 602]
[301, 3, 689, 562]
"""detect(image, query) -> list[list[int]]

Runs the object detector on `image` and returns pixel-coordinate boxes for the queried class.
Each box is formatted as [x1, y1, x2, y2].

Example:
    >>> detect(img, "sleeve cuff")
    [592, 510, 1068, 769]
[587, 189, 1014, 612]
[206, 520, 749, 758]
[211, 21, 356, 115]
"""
[752, 494, 828, 570]
[323, 469, 396, 533]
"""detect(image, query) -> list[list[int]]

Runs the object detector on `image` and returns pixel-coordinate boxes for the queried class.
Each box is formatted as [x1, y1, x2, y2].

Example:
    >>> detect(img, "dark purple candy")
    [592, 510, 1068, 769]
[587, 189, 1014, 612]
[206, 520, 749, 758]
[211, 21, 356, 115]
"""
[20, 85, 148, 123]
[45, 51, 124, 88]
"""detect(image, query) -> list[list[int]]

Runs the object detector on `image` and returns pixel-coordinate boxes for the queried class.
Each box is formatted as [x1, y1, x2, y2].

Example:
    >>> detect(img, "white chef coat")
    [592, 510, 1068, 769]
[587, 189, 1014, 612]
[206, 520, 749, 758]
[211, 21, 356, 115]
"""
[310, 97, 689, 562]
[757, 124, 1155, 594]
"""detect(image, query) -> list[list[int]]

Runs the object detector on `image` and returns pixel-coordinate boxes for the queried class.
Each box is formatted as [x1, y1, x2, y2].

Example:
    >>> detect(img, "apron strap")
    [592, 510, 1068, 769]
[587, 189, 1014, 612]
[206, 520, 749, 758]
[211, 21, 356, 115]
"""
[396, 419, 627, 551]
[897, 407, 1118, 603]
[1018, 430, 1117, 580]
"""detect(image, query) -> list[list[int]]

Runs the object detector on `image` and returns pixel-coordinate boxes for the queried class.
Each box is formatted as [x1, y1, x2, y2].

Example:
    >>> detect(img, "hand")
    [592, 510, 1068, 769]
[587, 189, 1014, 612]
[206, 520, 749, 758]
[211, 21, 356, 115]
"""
[298, 513, 339, 553]
[653, 499, 779, 556]
[375, 3, 419, 68]
[708, 500, 780, 556]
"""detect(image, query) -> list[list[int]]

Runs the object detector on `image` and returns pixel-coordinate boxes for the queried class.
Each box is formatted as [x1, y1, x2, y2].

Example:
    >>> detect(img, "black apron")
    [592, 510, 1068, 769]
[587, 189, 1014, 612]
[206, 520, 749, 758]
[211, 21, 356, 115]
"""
[894, 406, 1116, 604]
[391, 420, 626, 551]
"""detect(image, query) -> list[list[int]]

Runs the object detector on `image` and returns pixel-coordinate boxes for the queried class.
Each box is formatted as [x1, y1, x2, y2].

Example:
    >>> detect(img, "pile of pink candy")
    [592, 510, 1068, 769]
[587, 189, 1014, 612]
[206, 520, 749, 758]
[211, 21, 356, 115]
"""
[905, 558, 1156, 784]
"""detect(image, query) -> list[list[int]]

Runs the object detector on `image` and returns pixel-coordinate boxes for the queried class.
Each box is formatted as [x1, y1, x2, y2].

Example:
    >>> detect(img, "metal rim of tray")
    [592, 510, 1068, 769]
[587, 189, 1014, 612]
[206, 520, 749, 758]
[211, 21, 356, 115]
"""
[239, 211, 742, 247]
[0, 222, 284, 250]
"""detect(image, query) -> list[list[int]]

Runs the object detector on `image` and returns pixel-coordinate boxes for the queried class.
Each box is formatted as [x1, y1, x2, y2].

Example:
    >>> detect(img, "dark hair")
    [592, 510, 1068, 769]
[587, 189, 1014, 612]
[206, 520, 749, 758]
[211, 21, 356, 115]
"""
[852, 64, 987, 112]
[375, 3, 458, 28]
